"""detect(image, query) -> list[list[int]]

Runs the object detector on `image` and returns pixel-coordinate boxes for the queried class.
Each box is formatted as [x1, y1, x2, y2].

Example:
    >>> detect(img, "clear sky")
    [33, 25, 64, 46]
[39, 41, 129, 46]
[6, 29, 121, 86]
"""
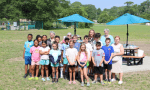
[69, 0, 146, 10]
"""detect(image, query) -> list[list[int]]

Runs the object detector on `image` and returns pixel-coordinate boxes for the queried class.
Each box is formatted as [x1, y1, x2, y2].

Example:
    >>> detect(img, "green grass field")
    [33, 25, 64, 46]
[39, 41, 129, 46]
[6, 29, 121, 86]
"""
[0, 24, 150, 90]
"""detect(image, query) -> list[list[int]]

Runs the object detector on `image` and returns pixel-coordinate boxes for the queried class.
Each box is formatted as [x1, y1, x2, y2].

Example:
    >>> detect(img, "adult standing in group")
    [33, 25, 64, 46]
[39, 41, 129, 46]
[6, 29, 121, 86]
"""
[88, 29, 95, 44]
[60, 32, 73, 44]
[110, 36, 124, 84]
[48, 31, 55, 44]
[100, 29, 114, 46]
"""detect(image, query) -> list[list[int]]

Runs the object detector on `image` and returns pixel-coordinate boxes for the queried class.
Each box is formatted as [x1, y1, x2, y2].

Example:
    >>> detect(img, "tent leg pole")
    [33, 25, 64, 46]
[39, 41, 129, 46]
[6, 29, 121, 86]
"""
[126, 24, 129, 47]
[74, 22, 76, 35]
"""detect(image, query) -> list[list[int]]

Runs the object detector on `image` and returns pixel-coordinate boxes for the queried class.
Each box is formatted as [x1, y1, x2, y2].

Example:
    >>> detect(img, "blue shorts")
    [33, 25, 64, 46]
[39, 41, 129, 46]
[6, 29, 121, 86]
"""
[51, 63, 59, 67]
[79, 62, 87, 68]
[63, 58, 68, 64]
[25, 56, 31, 65]
[40, 59, 49, 65]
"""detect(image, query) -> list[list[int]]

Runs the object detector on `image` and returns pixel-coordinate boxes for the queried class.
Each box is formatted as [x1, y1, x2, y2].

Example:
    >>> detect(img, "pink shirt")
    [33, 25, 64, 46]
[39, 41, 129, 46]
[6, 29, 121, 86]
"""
[79, 52, 87, 62]
[30, 46, 40, 62]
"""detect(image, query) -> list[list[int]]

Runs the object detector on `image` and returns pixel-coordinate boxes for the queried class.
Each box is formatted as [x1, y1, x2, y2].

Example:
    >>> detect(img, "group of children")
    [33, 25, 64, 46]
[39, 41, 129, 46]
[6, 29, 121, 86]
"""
[23, 32, 115, 86]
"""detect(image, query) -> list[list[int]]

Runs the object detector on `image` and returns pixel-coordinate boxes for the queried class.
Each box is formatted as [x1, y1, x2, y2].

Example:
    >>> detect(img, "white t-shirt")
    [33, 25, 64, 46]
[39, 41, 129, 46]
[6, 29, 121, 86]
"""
[39, 46, 50, 60]
[65, 48, 78, 65]
[92, 40, 103, 50]
[85, 43, 93, 60]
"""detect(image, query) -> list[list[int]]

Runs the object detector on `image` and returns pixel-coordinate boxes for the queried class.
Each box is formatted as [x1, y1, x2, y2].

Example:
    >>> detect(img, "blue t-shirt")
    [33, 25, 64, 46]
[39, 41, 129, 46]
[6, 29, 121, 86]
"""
[24, 41, 34, 56]
[61, 43, 69, 58]
[50, 49, 61, 62]
[100, 35, 114, 46]
[74, 42, 80, 51]
[102, 46, 114, 64]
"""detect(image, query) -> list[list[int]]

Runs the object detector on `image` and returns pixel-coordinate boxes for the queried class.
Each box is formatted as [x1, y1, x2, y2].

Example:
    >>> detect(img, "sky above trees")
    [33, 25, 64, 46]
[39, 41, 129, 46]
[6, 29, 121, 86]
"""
[70, 0, 145, 10]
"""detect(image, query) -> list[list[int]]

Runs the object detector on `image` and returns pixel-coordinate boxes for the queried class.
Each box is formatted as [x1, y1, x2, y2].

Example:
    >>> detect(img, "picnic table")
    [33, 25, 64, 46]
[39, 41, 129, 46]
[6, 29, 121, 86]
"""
[123, 45, 145, 66]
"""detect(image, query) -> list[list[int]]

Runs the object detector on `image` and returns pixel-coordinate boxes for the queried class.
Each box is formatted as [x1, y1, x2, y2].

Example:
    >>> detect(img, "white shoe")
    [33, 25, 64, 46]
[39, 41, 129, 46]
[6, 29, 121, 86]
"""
[118, 81, 123, 84]
[111, 79, 116, 82]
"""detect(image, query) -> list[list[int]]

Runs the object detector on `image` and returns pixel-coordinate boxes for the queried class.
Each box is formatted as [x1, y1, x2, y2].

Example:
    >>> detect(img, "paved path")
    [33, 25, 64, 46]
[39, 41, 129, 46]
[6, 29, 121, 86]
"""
[122, 56, 150, 73]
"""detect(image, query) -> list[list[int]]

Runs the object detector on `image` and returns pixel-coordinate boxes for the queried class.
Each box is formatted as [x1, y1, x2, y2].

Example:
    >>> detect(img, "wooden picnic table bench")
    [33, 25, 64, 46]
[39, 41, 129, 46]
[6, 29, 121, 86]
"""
[122, 54, 146, 66]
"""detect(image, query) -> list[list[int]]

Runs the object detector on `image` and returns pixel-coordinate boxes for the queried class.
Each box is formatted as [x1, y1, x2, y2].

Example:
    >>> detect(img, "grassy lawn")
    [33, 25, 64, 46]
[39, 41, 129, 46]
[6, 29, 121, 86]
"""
[0, 24, 150, 90]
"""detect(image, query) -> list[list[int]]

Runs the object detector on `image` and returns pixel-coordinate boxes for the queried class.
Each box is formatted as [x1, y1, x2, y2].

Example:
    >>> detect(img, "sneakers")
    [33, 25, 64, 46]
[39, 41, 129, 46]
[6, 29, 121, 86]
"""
[47, 77, 50, 81]
[23, 74, 28, 78]
[87, 82, 90, 87]
[104, 79, 108, 84]
[81, 82, 84, 87]
[118, 81, 123, 84]
[29, 73, 32, 77]
[28, 77, 34, 80]
[101, 81, 105, 85]
[55, 78, 58, 83]
[92, 80, 97, 84]
[68, 81, 72, 84]
[52, 78, 55, 83]
[35, 77, 39, 80]
[42, 78, 46, 82]
[108, 79, 111, 84]
[111, 78, 116, 82]
[73, 81, 76, 84]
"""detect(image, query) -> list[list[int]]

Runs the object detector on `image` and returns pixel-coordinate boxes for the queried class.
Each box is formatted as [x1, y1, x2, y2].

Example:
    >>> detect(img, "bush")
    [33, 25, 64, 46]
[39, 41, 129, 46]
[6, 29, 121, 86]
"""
[85, 23, 94, 28]
[78, 22, 85, 28]
[43, 21, 53, 30]
[53, 22, 67, 28]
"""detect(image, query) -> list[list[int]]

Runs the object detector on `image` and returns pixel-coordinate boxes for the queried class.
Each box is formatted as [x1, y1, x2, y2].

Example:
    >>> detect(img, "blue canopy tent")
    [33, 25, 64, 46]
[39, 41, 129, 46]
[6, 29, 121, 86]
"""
[107, 13, 150, 46]
[58, 14, 94, 35]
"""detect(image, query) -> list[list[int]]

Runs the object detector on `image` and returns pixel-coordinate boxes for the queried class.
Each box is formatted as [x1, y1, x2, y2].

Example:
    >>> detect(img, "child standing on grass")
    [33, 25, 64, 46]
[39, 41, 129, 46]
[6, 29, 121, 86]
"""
[77, 43, 90, 87]
[55, 35, 63, 78]
[49, 42, 61, 83]
[65, 41, 78, 84]
[102, 38, 114, 84]
[92, 42, 105, 85]
[73, 35, 80, 79]
[61, 37, 70, 79]
[28, 39, 40, 80]
[39, 41, 50, 81]
[83, 35, 93, 74]
[23, 34, 34, 78]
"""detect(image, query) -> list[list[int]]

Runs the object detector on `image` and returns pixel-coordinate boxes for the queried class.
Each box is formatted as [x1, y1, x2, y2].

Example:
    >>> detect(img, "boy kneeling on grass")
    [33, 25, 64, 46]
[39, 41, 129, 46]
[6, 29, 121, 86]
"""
[92, 42, 105, 85]
[102, 38, 114, 84]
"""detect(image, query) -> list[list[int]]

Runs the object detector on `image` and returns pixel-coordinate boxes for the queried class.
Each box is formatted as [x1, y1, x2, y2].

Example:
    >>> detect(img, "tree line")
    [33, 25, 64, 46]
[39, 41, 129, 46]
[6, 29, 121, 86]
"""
[0, 0, 150, 29]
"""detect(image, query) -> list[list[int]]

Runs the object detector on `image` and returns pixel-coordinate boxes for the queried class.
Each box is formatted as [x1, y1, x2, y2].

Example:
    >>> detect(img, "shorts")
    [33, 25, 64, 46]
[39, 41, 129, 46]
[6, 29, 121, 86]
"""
[40, 59, 49, 65]
[25, 56, 31, 65]
[89, 61, 93, 67]
[69, 65, 75, 67]
[104, 64, 112, 70]
[94, 66, 104, 74]
[31, 61, 40, 65]
[63, 58, 68, 64]
[79, 62, 87, 68]
[59, 63, 63, 67]
[86, 61, 90, 67]
[51, 63, 59, 67]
